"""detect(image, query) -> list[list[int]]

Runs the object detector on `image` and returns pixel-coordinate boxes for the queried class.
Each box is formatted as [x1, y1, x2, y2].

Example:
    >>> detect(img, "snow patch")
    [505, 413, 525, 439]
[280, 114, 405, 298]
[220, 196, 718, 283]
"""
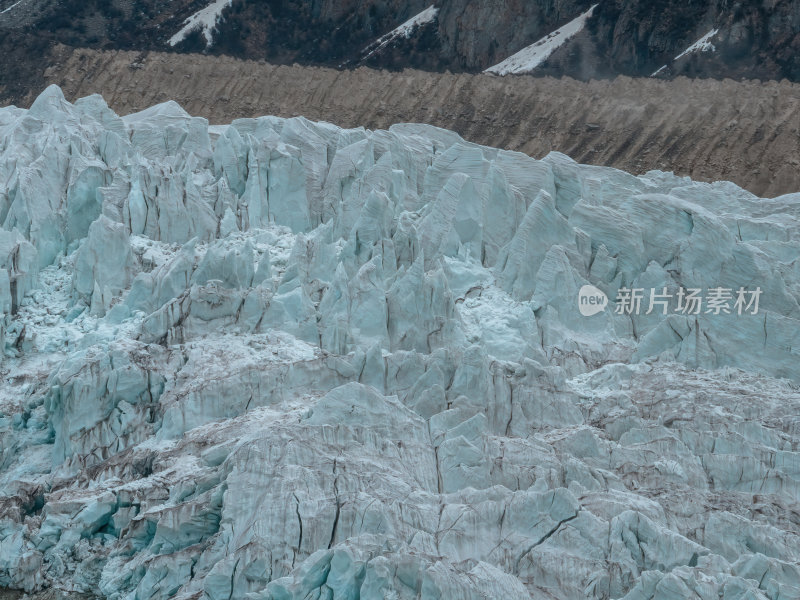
[675, 28, 719, 61]
[168, 0, 232, 48]
[360, 5, 439, 61]
[650, 64, 668, 77]
[486, 4, 598, 75]
[0, 0, 24, 15]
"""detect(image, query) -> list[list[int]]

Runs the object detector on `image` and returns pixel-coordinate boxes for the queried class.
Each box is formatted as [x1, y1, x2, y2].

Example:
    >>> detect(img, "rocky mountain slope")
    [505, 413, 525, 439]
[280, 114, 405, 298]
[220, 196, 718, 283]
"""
[1, 0, 799, 89]
[0, 85, 799, 599]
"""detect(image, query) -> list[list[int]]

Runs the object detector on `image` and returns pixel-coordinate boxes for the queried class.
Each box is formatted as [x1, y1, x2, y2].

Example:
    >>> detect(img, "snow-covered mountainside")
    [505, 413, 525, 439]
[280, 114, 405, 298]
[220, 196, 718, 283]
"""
[1, 86, 800, 599]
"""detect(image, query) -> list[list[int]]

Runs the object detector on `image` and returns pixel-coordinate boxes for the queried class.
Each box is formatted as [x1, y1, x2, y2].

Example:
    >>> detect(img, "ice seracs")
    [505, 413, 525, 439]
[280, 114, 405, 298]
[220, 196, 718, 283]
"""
[0, 85, 799, 599]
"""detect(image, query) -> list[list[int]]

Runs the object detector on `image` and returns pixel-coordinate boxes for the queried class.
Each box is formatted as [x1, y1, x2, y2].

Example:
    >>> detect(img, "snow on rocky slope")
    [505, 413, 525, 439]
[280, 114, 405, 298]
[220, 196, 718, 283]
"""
[1, 85, 800, 599]
[360, 5, 439, 62]
[486, 5, 598, 75]
[168, 0, 233, 48]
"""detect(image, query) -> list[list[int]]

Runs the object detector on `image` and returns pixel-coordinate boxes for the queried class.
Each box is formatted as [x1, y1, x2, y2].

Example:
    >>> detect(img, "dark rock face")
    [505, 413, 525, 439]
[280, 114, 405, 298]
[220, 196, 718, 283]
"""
[435, 0, 593, 70]
[1, 0, 800, 98]
[578, 0, 800, 81]
[208, 0, 800, 80]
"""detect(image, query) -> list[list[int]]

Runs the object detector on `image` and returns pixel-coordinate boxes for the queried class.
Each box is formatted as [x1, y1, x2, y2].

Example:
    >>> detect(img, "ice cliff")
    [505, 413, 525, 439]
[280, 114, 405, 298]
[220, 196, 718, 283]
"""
[1, 85, 799, 600]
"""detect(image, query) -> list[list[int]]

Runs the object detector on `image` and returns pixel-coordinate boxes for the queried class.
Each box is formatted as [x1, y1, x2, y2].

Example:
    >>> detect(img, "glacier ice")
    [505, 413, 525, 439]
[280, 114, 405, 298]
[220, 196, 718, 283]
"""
[0, 85, 799, 599]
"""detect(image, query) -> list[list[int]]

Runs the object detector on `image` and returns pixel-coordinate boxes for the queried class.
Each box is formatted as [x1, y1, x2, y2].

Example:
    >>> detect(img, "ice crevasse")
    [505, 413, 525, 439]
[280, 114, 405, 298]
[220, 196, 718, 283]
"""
[0, 85, 799, 599]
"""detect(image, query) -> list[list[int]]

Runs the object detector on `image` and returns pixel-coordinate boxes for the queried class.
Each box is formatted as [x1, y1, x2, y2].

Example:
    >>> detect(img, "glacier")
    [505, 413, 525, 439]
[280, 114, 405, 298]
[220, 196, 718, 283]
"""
[0, 85, 799, 600]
